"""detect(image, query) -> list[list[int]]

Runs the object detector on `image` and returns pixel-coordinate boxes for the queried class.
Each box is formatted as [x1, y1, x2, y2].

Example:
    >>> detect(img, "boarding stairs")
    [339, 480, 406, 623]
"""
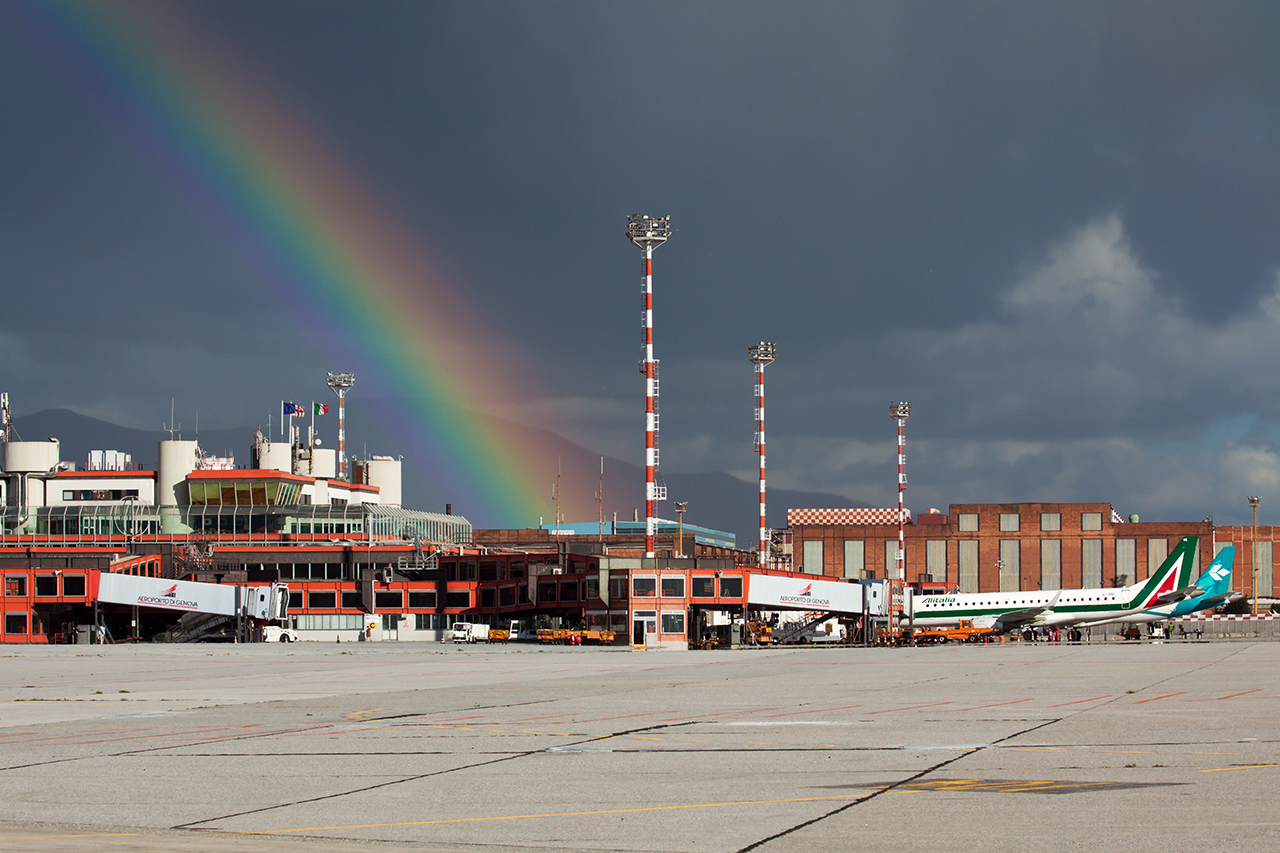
[772, 612, 833, 645]
[163, 610, 235, 643]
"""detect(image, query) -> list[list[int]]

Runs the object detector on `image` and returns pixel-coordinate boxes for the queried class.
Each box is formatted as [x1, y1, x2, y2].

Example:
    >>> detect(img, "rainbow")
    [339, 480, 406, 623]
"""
[17, 2, 552, 526]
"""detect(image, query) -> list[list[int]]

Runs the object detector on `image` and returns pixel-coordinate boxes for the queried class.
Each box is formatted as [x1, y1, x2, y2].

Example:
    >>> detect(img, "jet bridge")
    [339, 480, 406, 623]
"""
[90, 571, 289, 641]
[747, 573, 886, 615]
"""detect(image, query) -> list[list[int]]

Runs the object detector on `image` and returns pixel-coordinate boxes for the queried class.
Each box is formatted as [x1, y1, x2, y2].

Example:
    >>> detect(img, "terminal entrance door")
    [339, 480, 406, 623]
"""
[632, 611, 655, 646]
[381, 613, 399, 641]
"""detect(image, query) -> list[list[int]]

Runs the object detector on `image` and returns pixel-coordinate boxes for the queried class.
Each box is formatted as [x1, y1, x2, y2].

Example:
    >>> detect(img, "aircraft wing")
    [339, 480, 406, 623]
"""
[991, 592, 1060, 633]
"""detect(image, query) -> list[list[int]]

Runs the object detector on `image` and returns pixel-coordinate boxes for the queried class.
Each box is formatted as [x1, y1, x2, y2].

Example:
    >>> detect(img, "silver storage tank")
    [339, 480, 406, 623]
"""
[310, 448, 336, 479]
[365, 456, 402, 506]
[3, 439, 61, 474]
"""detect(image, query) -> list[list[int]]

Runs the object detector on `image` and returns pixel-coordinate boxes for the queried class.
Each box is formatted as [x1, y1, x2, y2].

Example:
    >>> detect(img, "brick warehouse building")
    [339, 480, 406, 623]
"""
[789, 502, 1230, 595]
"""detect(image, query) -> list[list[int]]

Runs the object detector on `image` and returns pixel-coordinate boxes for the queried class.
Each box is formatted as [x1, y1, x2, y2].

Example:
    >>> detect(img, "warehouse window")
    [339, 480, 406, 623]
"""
[1040, 513, 1061, 532]
[1081, 512, 1102, 531]
[660, 611, 685, 634]
[1147, 539, 1168, 577]
[884, 540, 901, 577]
[999, 513, 1020, 532]
[1116, 539, 1135, 588]
[999, 541, 1019, 591]
[926, 540, 946, 582]
[1082, 539, 1103, 587]
[843, 540, 865, 580]
[958, 513, 978, 532]
[1041, 540, 1061, 590]
[958, 540, 978, 593]
[802, 541, 824, 575]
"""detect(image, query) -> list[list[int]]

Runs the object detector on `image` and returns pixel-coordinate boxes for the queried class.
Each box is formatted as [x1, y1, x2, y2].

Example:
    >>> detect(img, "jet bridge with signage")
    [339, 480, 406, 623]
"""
[89, 571, 289, 642]
[746, 573, 889, 645]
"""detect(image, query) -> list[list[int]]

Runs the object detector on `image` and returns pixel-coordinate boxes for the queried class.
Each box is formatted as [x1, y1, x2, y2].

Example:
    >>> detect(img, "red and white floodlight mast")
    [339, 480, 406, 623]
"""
[889, 401, 911, 614]
[749, 342, 777, 568]
[327, 372, 355, 479]
[626, 215, 670, 559]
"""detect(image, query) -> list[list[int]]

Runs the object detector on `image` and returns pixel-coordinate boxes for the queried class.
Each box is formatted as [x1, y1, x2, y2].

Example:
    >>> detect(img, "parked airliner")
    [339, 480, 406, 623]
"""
[907, 535, 1203, 633]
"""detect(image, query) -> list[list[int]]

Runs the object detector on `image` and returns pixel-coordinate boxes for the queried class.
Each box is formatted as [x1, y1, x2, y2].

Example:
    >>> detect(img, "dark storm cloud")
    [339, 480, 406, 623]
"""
[1, 1, 1278, 524]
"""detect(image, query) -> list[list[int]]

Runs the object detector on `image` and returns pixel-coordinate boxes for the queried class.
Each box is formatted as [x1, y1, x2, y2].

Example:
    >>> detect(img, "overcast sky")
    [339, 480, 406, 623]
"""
[3, 1, 1280, 525]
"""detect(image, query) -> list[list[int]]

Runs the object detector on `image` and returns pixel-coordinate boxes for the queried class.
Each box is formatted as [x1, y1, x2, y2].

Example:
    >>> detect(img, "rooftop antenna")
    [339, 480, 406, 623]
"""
[552, 456, 562, 533]
[326, 371, 356, 479]
[164, 398, 180, 440]
[0, 392, 16, 442]
[596, 456, 604, 541]
[626, 214, 671, 559]
[748, 341, 777, 568]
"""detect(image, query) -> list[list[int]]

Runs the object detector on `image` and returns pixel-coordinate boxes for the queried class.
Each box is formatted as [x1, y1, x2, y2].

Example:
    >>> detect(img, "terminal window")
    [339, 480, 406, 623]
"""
[633, 577, 657, 597]
[691, 576, 715, 597]
[62, 575, 85, 597]
[4, 576, 25, 596]
[5, 613, 27, 634]
[718, 576, 742, 598]
[660, 576, 685, 597]
[342, 591, 363, 608]
[308, 591, 336, 609]
[34, 576, 57, 597]
[407, 591, 435, 608]
[375, 591, 403, 609]
[660, 611, 685, 634]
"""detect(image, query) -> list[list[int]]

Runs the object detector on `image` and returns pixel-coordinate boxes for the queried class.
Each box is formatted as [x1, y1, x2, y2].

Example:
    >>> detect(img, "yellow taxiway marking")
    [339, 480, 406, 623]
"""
[344, 709, 386, 720]
[1103, 751, 1151, 754]
[1193, 752, 1241, 755]
[1199, 764, 1280, 773]
[1016, 748, 1065, 752]
[0, 834, 140, 840]
[235, 795, 860, 834]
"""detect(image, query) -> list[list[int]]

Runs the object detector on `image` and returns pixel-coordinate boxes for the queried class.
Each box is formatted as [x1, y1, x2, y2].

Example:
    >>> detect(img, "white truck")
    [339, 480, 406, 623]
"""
[450, 622, 491, 643]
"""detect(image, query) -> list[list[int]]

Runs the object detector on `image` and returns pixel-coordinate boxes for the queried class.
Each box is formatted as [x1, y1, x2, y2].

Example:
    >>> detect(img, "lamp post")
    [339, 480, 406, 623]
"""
[674, 501, 688, 558]
[1249, 496, 1261, 616]
[626, 215, 671, 559]
[748, 341, 776, 568]
[889, 401, 911, 626]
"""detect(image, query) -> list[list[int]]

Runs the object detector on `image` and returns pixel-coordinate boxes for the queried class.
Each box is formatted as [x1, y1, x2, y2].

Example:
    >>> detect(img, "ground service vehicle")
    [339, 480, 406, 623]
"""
[450, 622, 491, 643]
[909, 619, 989, 644]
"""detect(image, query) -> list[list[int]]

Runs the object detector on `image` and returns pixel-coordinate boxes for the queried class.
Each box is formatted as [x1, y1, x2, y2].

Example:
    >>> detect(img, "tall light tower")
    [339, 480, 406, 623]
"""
[1249, 495, 1261, 616]
[327, 372, 355, 479]
[749, 342, 777, 568]
[889, 401, 911, 616]
[626, 215, 670, 559]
